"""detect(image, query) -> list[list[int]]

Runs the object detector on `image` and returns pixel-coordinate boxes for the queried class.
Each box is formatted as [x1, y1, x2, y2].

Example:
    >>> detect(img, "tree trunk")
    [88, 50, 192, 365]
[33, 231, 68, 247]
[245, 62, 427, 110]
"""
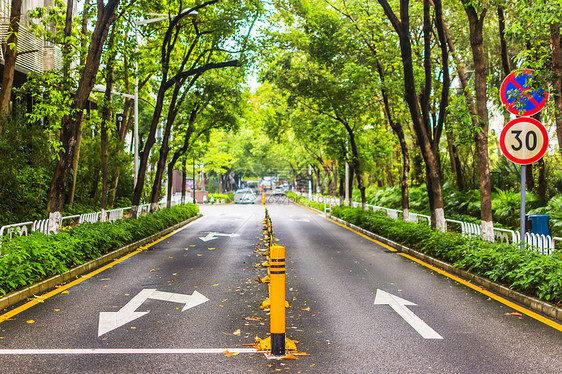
[551, 23, 562, 150]
[376, 58, 410, 219]
[0, 0, 22, 122]
[526, 162, 535, 192]
[346, 125, 365, 209]
[109, 57, 133, 208]
[132, 62, 240, 217]
[446, 128, 464, 191]
[498, 5, 510, 76]
[378, 0, 446, 231]
[66, 119, 83, 206]
[443, 15, 478, 193]
[100, 28, 117, 221]
[47, 0, 119, 233]
[166, 107, 197, 208]
[339, 163, 344, 205]
[463, 2, 494, 241]
[314, 165, 321, 195]
[89, 166, 100, 204]
[181, 158, 187, 205]
[67, 0, 93, 206]
[537, 158, 547, 203]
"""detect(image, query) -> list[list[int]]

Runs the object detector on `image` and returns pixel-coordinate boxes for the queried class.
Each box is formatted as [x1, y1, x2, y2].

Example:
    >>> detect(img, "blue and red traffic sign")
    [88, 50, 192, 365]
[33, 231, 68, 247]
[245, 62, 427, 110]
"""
[500, 69, 548, 116]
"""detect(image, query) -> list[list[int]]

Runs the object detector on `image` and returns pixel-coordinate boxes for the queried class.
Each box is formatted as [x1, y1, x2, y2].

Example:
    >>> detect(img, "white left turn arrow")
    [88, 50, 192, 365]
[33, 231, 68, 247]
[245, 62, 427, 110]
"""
[199, 232, 240, 242]
[374, 289, 443, 339]
[98, 289, 209, 336]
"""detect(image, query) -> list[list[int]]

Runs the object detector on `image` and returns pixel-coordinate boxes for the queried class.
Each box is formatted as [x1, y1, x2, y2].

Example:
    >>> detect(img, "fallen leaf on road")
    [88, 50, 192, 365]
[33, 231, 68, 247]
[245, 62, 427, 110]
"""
[26, 320, 35, 324]
[208, 248, 216, 251]
[283, 354, 297, 360]
[54, 309, 60, 312]
[293, 352, 309, 356]
[233, 329, 241, 336]
[301, 307, 310, 311]
[212, 284, 219, 287]
[505, 312, 523, 317]
[244, 316, 263, 321]
[224, 351, 239, 357]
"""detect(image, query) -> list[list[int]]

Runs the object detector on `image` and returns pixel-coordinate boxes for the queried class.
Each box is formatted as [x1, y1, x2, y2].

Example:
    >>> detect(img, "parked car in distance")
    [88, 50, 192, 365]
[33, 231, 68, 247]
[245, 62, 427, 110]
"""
[234, 189, 256, 204]
[273, 186, 285, 196]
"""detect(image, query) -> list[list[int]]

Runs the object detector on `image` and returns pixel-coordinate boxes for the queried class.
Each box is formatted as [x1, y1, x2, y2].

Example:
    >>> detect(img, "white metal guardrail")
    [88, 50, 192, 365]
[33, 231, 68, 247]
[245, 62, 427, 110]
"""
[106, 208, 124, 222]
[1, 197, 190, 245]
[297, 193, 557, 255]
[79, 212, 100, 224]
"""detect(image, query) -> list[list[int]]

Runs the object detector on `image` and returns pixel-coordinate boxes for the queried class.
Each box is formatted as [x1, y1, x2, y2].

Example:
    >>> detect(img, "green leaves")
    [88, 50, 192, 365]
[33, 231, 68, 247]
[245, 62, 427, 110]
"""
[0, 204, 199, 296]
[331, 204, 562, 304]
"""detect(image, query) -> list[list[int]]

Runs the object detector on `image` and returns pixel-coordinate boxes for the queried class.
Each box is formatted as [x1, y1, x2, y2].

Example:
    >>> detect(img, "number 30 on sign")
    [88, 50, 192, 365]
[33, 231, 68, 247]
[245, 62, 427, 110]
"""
[499, 117, 548, 165]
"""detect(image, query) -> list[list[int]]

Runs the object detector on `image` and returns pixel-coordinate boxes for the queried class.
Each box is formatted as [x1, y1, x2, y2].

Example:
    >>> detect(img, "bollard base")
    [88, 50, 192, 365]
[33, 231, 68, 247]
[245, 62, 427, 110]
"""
[264, 353, 286, 360]
[271, 333, 285, 356]
[258, 336, 297, 352]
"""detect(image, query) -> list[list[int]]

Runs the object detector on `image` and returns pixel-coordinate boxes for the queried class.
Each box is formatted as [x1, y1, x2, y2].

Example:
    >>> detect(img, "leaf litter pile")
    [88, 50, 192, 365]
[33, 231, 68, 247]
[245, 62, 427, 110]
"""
[219, 219, 310, 365]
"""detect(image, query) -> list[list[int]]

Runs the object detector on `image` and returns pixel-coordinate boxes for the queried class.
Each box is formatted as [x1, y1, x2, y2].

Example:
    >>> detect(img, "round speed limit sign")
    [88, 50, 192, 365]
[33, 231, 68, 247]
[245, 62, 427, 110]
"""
[500, 117, 548, 165]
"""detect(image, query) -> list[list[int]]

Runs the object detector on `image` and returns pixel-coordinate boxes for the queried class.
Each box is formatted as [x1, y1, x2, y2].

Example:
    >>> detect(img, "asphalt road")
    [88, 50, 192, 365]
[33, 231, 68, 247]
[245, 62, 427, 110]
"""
[0, 197, 560, 373]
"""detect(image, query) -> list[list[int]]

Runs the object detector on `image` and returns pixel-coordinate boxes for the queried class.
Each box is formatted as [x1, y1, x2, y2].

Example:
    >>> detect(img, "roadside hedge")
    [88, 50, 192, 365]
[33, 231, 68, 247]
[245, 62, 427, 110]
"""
[0, 204, 199, 296]
[329, 205, 562, 305]
[287, 192, 327, 211]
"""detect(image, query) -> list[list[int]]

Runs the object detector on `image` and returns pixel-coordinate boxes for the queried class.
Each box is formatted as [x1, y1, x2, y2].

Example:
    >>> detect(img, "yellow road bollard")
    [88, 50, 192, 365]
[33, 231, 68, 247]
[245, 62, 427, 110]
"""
[269, 245, 286, 356]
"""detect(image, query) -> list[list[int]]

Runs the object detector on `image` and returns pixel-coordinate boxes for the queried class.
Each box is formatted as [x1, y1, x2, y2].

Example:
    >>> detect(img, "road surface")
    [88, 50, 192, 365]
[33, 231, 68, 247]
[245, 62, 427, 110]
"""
[0, 198, 560, 373]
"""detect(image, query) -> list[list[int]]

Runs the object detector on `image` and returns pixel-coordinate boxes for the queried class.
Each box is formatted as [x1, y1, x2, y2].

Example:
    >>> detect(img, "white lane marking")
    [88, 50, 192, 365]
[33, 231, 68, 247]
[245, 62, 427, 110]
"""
[374, 289, 443, 340]
[0, 348, 258, 355]
[199, 232, 240, 242]
[98, 290, 209, 336]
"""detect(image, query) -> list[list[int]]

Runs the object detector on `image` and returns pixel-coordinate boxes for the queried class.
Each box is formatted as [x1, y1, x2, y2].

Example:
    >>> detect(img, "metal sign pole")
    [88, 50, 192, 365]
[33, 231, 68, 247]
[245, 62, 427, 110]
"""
[520, 165, 526, 248]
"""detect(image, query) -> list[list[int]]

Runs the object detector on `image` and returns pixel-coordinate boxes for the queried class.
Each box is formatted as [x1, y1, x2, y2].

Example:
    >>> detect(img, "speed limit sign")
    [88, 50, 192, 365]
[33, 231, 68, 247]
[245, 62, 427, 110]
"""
[500, 117, 548, 165]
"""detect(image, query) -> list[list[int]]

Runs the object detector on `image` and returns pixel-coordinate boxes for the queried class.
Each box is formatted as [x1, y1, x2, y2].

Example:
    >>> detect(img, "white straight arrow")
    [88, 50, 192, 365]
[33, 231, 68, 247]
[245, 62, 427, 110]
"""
[98, 289, 209, 336]
[374, 289, 443, 340]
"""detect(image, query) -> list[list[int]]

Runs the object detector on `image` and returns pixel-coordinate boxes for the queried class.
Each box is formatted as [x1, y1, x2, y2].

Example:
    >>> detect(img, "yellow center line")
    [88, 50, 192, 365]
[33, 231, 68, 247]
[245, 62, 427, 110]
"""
[0, 220, 197, 323]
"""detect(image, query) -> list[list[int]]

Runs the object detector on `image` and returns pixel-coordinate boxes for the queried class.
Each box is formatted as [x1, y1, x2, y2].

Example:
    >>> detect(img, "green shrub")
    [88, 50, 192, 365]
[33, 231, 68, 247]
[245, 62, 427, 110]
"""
[0, 204, 199, 295]
[211, 193, 232, 203]
[330, 205, 562, 304]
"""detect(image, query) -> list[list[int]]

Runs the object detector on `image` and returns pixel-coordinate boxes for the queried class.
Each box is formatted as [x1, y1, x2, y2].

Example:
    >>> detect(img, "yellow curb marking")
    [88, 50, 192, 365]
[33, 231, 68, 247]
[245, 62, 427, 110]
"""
[293, 199, 562, 332]
[399, 253, 562, 332]
[0, 220, 198, 323]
